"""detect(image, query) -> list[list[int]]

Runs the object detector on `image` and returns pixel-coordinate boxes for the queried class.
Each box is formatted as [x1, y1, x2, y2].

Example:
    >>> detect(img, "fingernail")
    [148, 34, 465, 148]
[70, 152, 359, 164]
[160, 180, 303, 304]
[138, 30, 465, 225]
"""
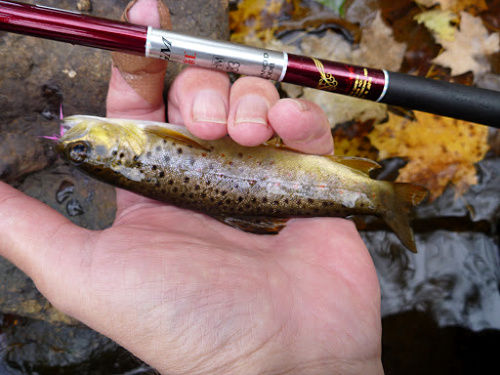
[234, 95, 270, 127]
[192, 90, 228, 125]
[125, 0, 171, 29]
[282, 98, 309, 112]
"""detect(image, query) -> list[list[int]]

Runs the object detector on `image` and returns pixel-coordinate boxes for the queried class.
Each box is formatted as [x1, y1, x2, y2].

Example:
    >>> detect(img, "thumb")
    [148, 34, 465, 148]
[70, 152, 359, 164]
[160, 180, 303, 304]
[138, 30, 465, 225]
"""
[106, 0, 171, 121]
[0, 182, 87, 292]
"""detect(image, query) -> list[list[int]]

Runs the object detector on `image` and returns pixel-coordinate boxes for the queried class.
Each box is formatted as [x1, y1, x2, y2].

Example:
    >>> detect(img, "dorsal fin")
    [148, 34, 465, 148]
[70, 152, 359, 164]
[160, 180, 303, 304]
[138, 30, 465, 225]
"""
[144, 125, 209, 150]
[324, 155, 381, 175]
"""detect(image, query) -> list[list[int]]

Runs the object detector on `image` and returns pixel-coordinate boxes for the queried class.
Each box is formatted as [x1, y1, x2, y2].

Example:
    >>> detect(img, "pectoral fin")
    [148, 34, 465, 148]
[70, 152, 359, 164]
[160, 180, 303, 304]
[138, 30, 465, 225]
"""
[144, 125, 209, 150]
[218, 216, 290, 234]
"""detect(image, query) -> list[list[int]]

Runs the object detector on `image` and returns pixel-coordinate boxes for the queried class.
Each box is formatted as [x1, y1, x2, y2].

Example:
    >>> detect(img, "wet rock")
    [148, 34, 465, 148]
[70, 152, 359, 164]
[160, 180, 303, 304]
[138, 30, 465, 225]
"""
[363, 230, 500, 330]
[415, 157, 500, 224]
[0, 134, 56, 183]
[2, 315, 142, 374]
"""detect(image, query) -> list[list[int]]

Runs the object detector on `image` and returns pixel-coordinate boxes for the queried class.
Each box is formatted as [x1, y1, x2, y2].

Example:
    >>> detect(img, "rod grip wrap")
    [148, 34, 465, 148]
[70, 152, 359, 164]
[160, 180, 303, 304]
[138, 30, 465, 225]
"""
[382, 72, 500, 127]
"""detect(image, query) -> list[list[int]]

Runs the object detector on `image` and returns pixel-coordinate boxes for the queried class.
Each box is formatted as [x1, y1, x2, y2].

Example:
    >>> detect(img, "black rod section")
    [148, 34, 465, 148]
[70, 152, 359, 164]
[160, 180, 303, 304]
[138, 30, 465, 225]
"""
[382, 72, 500, 127]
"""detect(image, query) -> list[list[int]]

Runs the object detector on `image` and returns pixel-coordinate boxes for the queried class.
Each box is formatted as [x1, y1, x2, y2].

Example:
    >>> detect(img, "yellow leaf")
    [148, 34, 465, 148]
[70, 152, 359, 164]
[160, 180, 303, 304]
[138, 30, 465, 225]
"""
[369, 111, 489, 201]
[229, 0, 288, 44]
[414, 10, 458, 42]
[332, 120, 379, 160]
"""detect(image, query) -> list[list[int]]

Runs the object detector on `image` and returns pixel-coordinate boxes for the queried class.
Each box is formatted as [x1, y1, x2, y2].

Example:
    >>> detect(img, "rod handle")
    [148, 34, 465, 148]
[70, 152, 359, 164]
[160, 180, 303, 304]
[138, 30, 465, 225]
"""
[382, 72, 500, 127]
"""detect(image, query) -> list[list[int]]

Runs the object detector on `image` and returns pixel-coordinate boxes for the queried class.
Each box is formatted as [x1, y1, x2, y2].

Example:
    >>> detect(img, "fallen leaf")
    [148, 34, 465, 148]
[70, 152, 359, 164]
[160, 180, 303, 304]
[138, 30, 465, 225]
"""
[229, 0, 288, 44]
[415, 0, 488, 14]
[369, 111, 489, 201]
[414, 10, 459, 42]
[293, 11, 406, 126]
[432, 12, 500, 77]
[332, 119, 379, 159]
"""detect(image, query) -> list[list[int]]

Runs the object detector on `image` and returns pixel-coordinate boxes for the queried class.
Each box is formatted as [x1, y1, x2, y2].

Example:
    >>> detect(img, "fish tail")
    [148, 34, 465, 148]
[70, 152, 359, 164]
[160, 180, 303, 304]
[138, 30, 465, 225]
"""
[381, 183, 428, 253]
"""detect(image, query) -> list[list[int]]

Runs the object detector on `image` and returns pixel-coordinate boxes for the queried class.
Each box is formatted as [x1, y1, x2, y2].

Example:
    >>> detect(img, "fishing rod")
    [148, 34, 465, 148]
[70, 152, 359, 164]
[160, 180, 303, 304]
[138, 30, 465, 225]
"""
[0, 0, 499, 127]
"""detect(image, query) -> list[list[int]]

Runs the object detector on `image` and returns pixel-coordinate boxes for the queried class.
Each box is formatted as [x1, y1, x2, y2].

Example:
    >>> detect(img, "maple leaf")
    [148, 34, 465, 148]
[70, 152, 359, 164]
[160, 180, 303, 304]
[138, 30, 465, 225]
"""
[368, 111, 489, 201]
[431, 12, 500, 77]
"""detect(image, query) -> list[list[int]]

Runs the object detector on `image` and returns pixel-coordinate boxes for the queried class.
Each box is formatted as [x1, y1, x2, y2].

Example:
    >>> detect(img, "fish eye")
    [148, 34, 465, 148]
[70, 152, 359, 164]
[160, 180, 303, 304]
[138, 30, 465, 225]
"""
[67, 141, 89, 165]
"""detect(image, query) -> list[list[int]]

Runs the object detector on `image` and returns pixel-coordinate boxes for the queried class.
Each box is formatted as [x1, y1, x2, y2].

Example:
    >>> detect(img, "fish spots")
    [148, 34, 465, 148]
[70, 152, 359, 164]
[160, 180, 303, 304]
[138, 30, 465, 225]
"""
[156, 145, 161, 152]
[159, 171, 165, 178]
[151, 165, 157, 171]
[146, 151, 152, 158]
[177, 148, 183, 154]
[184, 177, 190, 184]
[168, 179, 174, 185]
[164, 155, 170, 163]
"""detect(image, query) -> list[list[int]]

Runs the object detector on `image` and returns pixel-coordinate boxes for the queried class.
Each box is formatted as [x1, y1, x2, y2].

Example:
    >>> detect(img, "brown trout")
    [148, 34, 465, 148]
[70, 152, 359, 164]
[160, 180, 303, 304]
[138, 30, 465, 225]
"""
[57, 115, 428, 252]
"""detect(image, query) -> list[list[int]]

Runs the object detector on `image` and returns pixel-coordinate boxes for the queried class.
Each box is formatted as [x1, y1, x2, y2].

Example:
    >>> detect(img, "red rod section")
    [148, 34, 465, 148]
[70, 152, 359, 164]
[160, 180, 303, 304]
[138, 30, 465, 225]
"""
[284, 54, 386, 101]
[0, 0, 147, 54]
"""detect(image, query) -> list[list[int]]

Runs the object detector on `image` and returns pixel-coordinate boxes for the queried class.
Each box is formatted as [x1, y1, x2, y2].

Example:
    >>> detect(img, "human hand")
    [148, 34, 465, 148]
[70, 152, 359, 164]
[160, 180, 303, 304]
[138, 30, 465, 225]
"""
[0, 0, 383, 374]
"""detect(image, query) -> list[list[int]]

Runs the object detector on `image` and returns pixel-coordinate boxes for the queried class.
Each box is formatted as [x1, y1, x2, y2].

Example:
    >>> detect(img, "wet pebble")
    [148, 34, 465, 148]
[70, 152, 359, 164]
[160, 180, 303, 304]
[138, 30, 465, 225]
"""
[66, 198, 84, 216]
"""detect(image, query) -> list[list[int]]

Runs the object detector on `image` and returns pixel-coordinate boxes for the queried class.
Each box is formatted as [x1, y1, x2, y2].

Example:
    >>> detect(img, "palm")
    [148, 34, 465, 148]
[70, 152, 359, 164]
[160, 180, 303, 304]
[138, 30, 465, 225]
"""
[66, 190, 382, 372]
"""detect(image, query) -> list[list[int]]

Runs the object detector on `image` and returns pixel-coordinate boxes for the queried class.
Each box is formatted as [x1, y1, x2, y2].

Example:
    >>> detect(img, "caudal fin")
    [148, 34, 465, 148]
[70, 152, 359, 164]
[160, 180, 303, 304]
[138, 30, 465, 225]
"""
[382, 183, 428, 253]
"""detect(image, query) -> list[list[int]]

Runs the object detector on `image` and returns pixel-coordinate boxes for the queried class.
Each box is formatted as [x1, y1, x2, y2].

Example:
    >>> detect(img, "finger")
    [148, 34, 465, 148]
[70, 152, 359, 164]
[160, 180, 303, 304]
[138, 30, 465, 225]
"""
[268, 98, 334, 154]
[0, 182, 87, 295]
[167, 66, 231, 139]
[106, 0, 170, 121]
[227, 77, 280, 146]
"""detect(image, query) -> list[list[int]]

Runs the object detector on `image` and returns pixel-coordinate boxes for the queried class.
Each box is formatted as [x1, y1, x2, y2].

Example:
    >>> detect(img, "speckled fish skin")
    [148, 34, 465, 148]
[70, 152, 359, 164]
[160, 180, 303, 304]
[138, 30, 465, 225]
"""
[57, 115, 428, 252]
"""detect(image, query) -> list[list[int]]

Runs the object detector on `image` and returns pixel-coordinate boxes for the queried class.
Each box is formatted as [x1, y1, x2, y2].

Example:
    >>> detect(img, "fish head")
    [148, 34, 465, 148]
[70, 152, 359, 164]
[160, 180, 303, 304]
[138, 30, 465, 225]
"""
[57, 115, 147, 167]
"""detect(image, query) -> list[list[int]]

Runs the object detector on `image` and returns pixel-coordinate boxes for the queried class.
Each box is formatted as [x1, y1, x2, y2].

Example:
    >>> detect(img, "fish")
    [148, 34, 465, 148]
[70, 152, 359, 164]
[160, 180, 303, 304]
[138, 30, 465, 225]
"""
[57, 115, 428, 252]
